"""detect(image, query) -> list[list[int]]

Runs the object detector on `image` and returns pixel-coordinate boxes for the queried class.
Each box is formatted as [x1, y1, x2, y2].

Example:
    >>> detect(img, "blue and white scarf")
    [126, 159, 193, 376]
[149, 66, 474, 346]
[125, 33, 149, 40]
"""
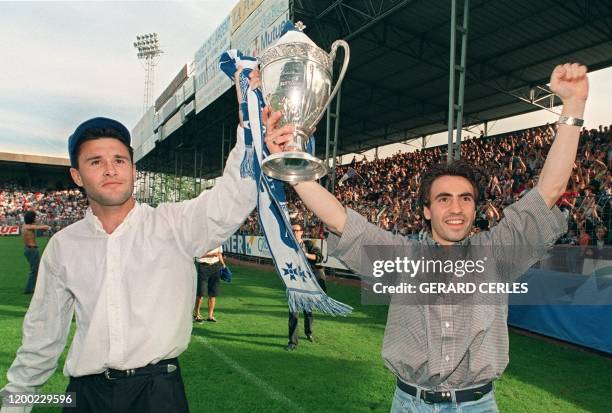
[220, 50, 352, 316]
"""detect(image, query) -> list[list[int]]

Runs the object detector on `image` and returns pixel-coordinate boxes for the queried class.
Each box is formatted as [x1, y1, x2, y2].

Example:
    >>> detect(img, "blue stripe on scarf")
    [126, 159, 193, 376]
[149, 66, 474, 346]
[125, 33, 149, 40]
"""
[219, 49, 352, 316]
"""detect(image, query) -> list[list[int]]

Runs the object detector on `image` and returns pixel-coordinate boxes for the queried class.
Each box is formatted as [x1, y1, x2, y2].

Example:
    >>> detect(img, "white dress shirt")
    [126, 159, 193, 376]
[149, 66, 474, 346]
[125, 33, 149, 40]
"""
[1, 127, 255, 408]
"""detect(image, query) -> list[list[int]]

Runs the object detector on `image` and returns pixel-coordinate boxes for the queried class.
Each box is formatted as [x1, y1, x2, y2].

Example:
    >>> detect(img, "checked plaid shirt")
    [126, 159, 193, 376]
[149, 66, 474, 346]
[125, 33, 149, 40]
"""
[327, 188, 567, 390]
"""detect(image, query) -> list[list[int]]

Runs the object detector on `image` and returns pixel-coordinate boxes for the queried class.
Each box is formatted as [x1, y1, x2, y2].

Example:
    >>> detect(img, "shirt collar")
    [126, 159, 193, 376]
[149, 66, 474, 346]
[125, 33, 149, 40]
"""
[84, 201, 140, 235]
[421, 231, 471, 246]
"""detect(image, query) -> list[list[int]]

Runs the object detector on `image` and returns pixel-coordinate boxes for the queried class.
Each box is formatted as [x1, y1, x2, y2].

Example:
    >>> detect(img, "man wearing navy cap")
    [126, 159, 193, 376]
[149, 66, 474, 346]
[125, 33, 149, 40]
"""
[66, 117, 136, 214]
[1, 84, 257, 411]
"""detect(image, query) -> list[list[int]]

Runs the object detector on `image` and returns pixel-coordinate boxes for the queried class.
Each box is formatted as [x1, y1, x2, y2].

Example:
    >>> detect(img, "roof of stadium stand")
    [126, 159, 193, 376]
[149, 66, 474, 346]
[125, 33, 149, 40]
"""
[0, 152, 70, 168]
[0, 152, 72, 184]
[137, 0, 612, 177]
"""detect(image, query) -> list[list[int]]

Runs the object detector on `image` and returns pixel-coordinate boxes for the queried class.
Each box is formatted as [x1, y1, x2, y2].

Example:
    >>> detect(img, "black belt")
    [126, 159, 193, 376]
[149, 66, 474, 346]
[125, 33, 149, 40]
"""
[25, 246, 38, 249]
[397, 379, 493, 404]
[101, 358, 178, 380]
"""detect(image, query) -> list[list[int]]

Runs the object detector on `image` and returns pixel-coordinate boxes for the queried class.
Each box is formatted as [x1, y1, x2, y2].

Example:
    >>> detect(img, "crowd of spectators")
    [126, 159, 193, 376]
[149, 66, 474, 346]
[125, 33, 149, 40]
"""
[238, 123, 612, 245]
[0, 181, 88, 231]
[2, 123, 610, 242]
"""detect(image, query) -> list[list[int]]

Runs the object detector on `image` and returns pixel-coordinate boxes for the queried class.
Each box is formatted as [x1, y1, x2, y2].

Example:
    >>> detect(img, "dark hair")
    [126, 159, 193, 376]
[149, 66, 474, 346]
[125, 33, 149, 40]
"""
[418, 160, 480, 229]
[74, 128, 134, 168]
[24, 210, 36, 224]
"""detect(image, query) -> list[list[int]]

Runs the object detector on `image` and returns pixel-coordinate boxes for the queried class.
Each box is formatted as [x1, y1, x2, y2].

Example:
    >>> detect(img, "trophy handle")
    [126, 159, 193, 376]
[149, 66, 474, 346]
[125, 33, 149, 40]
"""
[312, 40, 350, 128]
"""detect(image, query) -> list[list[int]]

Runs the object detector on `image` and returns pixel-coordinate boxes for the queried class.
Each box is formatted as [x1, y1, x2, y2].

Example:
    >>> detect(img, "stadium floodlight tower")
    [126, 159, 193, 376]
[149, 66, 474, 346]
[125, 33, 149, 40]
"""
[133, 33, 163, 113]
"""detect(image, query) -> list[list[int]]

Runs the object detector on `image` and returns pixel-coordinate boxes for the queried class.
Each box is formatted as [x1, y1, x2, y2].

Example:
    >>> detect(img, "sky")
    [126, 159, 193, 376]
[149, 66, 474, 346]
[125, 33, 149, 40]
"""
[362, 68, 612, 161]
[0, 1, 610, 161]
[0, 1, 235, 157]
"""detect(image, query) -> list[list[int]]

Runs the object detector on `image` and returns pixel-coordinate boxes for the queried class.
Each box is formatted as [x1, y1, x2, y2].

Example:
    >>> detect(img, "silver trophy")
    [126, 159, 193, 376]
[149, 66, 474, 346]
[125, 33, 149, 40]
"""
[259, 22, 350, 183]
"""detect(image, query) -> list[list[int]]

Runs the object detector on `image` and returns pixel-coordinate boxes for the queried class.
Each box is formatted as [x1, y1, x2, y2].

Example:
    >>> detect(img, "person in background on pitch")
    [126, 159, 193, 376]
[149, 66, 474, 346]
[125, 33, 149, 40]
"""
[193, 246, 226, 323]
[285, 223, 327, 351]
[265, 63, 589, 411]
[21, 210, 50, 294]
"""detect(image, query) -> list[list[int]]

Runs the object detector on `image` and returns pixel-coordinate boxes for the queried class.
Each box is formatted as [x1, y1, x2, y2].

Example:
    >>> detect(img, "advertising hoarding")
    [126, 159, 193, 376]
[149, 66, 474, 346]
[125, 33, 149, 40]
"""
[231, 0, 289, 57]
[194, 16, 232, 113]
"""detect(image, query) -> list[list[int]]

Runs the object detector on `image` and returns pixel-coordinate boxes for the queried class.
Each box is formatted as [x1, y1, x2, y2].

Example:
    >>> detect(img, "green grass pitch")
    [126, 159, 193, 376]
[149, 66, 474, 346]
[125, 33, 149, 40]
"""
[0, 236, 610, 412]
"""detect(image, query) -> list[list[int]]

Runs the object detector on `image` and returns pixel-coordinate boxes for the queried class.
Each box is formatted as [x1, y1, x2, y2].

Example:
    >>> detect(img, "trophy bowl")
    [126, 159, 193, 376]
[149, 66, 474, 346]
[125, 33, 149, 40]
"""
[259, 24, 349, 183]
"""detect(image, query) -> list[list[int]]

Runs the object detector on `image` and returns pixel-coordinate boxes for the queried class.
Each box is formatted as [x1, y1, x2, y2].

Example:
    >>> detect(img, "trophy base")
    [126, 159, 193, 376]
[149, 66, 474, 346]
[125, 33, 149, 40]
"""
[261, 151, 328, 183]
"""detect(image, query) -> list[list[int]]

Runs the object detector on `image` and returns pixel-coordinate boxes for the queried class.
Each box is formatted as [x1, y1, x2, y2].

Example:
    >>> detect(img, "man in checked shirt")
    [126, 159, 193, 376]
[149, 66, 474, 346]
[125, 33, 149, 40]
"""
[264, 63, 589, 412]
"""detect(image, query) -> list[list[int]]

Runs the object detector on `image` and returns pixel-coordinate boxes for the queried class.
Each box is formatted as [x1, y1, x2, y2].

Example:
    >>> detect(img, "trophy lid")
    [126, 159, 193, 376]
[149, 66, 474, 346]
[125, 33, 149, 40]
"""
[275, 21, 317, 47]
[259, 21, 331, 69]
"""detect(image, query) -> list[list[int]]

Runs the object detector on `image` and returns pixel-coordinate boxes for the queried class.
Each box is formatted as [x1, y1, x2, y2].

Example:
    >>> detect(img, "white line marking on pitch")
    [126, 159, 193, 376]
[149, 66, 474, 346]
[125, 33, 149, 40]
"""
[192, 335, 304, 412]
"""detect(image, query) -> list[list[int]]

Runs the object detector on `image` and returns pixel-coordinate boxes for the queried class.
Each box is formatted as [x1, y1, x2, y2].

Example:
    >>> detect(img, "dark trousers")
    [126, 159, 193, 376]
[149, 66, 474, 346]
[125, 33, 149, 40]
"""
[64, 359, 189, 413]
[288, 310, 313, 345]
[288, 277, 327, 345]
[23, 247, 39, 293]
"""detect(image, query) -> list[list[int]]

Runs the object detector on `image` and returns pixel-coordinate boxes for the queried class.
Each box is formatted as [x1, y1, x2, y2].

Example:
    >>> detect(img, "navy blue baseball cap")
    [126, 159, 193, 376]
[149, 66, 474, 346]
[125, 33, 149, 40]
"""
[68, 117, 131, 167]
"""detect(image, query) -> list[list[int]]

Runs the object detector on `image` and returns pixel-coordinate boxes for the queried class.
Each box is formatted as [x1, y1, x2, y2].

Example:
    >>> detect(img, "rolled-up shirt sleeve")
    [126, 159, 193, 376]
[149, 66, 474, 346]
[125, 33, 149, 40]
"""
[161, 126, 258, 259]
[485, 188, 568, 279]
[1, 239, 74, 412]
[491, 188, 567, 246]
[327, 208, 415, 276]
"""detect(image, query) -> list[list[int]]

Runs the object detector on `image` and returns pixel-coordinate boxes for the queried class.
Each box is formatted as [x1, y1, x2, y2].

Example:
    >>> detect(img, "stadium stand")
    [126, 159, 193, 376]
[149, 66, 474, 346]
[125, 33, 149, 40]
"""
[2, 123, 609, 238]
[0, 152, 86, 230]
[239, 123, 612, 244]
[0, 183, 87, 230]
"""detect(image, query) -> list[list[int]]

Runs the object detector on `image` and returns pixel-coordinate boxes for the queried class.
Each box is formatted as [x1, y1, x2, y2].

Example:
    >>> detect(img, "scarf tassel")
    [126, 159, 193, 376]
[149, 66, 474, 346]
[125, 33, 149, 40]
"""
[287, 290, 353, 316]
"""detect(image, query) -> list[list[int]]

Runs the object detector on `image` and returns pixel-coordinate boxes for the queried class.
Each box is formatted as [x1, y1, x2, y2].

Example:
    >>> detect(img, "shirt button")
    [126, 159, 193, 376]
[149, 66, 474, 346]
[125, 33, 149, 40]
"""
[445, 355, 450, 362]
[445, 322, 450, 328]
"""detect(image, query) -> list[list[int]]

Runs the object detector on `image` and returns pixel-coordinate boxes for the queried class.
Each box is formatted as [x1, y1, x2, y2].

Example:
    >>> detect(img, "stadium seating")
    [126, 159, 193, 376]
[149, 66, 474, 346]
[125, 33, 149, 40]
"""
[2, 123, 610, 242]
[0, 182, 87, 230]
[241, 123, 612, 244]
